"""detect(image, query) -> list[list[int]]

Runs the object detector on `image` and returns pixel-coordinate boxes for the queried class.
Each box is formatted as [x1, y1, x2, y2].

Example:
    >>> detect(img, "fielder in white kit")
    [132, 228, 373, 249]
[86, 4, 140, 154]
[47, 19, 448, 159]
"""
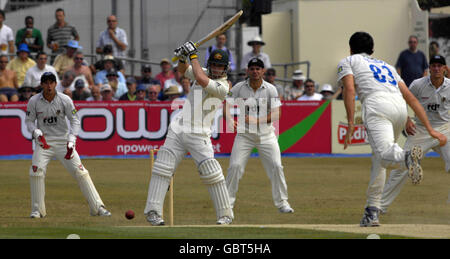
[338, 32, 447, 227]
[381, 55, 450, 213]
[25, 72, 111, 218]
[144, 42, 233, 225]
[225, 58, 293, 213]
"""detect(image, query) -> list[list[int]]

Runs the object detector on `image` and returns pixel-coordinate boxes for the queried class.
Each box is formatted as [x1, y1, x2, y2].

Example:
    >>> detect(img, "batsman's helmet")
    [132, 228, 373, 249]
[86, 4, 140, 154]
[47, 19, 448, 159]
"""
[207, 49, 229, 78]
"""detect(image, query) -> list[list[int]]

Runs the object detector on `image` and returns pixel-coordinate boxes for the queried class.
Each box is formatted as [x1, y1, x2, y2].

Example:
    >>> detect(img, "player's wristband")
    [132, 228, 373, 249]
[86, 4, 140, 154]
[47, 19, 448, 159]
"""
[189, 54, 198, 60]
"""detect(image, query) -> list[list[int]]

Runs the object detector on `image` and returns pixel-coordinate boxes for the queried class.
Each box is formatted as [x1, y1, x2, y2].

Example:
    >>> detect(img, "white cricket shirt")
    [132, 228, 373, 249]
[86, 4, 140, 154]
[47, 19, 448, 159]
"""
[26, 92, 80, 141]
[170, 66, 229, 136]
[409, 76, 450, 127]
[337, 53, 403, 103]
[228, 79, 281, 135]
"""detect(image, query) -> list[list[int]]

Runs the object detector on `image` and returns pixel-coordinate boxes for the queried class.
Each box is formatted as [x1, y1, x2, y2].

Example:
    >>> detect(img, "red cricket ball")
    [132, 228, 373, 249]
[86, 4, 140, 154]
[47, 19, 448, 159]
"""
[125, 210, 135, 220]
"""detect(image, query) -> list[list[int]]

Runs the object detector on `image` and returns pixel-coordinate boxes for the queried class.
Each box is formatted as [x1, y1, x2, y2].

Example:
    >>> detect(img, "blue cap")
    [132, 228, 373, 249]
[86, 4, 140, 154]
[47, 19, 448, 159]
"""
[17, 43, 30, 54]
[66, 40, 83, 49]
[136, 84, 147, 91]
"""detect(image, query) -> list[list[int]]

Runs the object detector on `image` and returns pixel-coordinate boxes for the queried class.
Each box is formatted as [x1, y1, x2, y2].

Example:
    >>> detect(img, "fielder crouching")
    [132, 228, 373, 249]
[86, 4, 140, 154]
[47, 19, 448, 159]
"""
[25, 72, 111, 218]
[144, 42, 233, 225]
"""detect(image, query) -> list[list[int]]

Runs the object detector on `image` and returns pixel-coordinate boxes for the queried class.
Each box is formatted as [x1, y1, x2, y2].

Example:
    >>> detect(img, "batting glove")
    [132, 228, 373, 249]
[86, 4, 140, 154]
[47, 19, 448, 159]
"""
[173, 47, 188, 63]
[181, 41, 198, 59]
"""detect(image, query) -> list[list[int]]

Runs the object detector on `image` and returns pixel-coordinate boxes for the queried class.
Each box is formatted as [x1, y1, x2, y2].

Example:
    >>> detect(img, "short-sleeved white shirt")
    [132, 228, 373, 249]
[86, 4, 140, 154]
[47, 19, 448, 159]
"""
[228, 79, 281, 135]
[0, 24, 13, 55]
[23, 65, 60, 88]
[337, 53, 403, 103]
[409, 76, 450, 127]
[170, 66, 229, 136]
[96, 27, 128, 58]
[297, 93, 323, 101]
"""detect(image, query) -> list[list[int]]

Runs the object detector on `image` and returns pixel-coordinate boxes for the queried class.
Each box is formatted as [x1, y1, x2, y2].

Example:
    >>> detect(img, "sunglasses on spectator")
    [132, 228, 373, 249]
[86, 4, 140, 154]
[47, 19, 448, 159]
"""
[75, 57, 84, 60]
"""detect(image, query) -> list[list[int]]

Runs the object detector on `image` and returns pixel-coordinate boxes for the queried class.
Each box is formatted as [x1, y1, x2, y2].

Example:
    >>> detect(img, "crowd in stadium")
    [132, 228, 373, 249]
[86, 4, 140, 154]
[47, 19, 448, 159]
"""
[0, 7, 443, 104]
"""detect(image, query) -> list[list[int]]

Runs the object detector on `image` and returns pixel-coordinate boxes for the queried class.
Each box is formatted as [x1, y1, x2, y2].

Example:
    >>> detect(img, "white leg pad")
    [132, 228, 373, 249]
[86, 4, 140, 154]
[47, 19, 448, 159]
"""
[29, 166, 46, 217]
[75, 168, 104, 216]
[199, 159, 233, 219]
[144, 148, 176, 215]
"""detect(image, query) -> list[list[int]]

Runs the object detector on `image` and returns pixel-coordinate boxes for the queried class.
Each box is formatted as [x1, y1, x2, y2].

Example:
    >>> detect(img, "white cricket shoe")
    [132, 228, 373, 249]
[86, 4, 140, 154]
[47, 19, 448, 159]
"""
[146, 211, 165, 226]
[97, 206, 112, 217]
[30, 211, 42, 218]
[278, 204, 294, 213]
[216, 216, 232, 225]
[405, 145, 423, 185]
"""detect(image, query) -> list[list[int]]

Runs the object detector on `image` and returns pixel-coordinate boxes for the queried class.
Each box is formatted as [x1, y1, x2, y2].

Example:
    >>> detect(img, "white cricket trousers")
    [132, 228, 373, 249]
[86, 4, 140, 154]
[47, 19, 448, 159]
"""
[226, 132, 289, 209]
[144, 128, 233, 220]
[29, 140, 105, 217]
[381, 123, 450, 211]
[363, 92, 408, 209]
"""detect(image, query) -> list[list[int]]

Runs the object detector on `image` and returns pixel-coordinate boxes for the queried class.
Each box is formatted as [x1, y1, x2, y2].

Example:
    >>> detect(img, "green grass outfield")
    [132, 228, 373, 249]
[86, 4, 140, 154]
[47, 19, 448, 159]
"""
[1, 157, 449, 239]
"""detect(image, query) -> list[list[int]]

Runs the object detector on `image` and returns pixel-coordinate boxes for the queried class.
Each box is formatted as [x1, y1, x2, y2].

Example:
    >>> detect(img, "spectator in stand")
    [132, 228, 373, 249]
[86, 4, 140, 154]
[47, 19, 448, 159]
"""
[56, 70, 76, 93]
[71, 78, 90, 101]
[284, 69, 305, 100]
[319, 84, 338, 101]
[135, 84, 148, 101]
[147, 84, 160, 102]
[429, 41, 440, 58]
[0, 55, 18, 102]
[94, 55, 126, 86]
[18, 85, 35, 101]
[155, 58, 174, 88]
[395, 35, 428, 87]
[23, 52, 59, 89]
[241, 35, 271, 69]
[15, 16, 44, 53]
[297, 79, 323, 101]
[163, 85, 182, 102]
[65, 51, 94, 89]
[53, 40, 82, 78]
[0, 10, 15, 56]
[119, 77, 137, 101]
[138, 64, 160, 85]
[86, 85, 101, 101]
[7, 43, 36, 87]
[264, 68, 284, 101]
[96, 15, 128, 59]
[204, 33, 236, 71]
[106, 68, 127, 99]
[163, 65, 183, 95]
[47, 8, 79, 62]
[91, 45, 124, 75]
[62, 87, 72, 99]
[100, 84, 116, 101]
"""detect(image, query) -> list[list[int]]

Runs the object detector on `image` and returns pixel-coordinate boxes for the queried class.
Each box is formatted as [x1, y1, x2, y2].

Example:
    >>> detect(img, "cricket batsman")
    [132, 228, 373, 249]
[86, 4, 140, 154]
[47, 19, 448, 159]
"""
[338, 32, 447, 227]
[224, 58, 293, 213]
[144, 42, 234, 225]
[25, 72, 111, 218]
[380, 55, 450, 213]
